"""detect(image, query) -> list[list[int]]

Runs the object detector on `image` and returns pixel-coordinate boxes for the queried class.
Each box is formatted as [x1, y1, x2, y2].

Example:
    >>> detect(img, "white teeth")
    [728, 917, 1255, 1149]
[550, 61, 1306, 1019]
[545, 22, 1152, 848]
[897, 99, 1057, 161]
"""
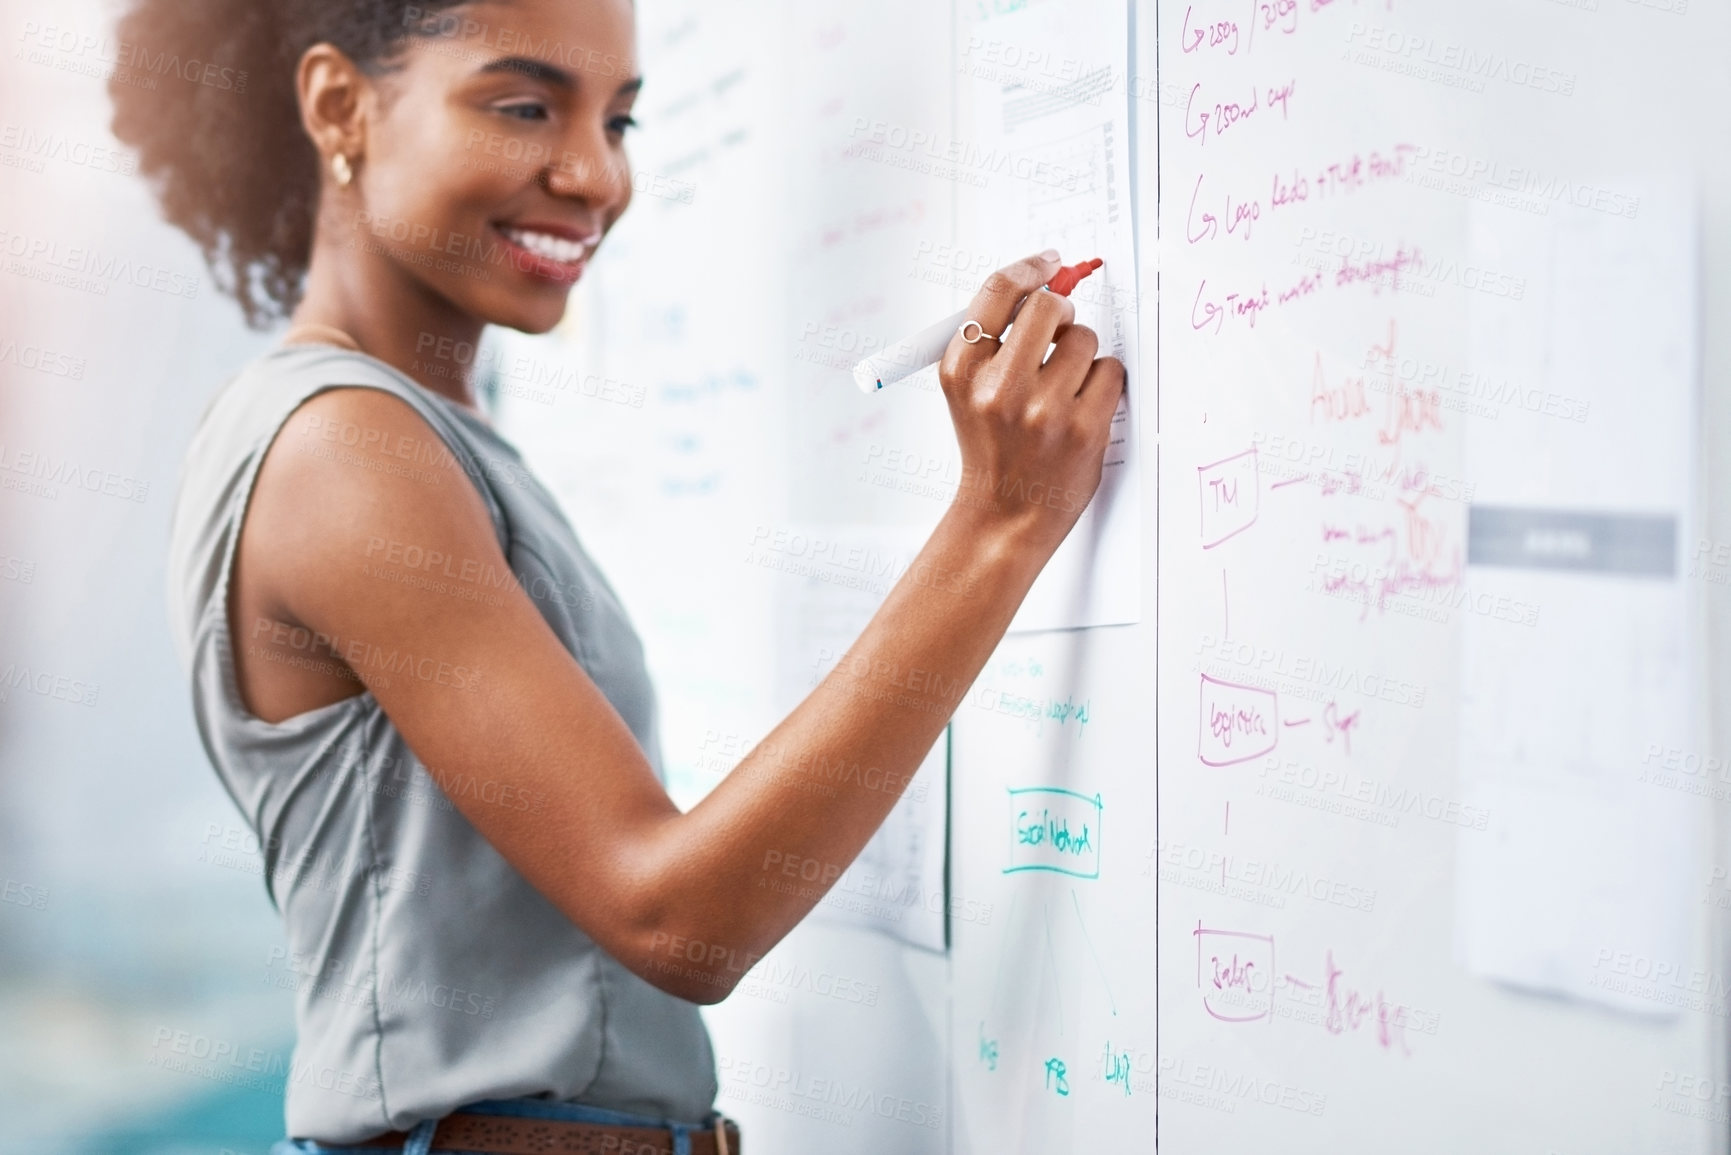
[502, 228, 587, 264]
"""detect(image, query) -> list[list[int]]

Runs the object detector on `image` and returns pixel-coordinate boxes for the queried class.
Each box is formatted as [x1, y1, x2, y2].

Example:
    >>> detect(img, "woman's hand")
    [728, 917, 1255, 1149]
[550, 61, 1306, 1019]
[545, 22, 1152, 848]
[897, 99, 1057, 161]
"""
[937, 251, 1126, 555]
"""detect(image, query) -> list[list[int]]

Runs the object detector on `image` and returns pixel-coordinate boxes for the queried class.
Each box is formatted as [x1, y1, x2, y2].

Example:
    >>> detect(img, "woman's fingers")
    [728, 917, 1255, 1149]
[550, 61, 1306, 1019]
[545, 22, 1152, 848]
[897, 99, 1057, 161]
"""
[939, 251, 1062, 388]
[1040, 320, 1101, 397]
[969, 250, 1062, 335]
[1076, 355, 1128, 437]
[998, 288, 1077, 381]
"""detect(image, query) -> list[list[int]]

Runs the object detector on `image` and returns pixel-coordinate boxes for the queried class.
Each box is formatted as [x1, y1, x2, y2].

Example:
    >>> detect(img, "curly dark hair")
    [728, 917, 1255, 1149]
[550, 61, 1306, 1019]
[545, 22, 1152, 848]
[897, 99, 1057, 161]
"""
[108, 0, 471, 328]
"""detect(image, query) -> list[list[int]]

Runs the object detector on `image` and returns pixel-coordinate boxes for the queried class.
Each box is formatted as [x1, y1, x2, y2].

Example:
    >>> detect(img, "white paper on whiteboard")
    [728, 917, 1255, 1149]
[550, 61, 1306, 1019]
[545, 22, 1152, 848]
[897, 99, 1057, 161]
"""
[771, 525, 951, 953]
[955, 0, 1145, 633]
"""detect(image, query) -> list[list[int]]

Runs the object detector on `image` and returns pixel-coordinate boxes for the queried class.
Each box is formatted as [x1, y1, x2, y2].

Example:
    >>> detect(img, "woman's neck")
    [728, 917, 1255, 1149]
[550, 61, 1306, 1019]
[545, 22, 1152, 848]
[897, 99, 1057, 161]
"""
[293, 236, 488, 413]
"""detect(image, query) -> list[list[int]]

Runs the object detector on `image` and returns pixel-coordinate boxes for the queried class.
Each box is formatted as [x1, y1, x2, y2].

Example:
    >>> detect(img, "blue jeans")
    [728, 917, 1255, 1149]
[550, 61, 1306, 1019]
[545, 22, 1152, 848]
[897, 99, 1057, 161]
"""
[270, 1096, 726, 1155]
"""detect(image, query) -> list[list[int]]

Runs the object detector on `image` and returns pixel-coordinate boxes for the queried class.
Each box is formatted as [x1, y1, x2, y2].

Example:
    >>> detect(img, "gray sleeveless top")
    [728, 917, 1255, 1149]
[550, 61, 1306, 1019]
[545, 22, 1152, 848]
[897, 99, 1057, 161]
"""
[165, 343, 717, 1143]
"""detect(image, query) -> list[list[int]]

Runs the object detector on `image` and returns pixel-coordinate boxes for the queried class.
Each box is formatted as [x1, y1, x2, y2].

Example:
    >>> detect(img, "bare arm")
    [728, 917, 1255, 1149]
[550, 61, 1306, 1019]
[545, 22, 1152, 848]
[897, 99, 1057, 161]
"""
[236, 252, 1123, 1002]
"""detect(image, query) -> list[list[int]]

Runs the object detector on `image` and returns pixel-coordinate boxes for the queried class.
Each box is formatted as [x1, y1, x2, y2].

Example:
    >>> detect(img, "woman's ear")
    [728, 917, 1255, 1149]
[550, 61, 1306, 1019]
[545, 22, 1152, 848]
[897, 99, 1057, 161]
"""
[297, 43, 371, 190]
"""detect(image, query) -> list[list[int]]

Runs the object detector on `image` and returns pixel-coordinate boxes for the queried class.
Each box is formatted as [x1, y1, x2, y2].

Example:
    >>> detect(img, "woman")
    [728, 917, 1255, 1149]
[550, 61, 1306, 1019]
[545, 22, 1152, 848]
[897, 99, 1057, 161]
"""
[112, 0, 1124, 1151]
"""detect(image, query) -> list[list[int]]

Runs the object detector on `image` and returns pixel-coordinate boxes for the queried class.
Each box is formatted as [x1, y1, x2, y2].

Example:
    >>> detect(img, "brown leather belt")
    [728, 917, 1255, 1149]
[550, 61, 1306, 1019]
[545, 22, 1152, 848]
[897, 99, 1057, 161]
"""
[332, 1111, 741, 1155]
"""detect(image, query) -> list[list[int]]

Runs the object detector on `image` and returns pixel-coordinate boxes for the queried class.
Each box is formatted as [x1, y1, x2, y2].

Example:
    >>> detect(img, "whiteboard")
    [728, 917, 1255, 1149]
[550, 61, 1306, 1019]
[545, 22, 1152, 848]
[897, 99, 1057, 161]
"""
[495, 0, 1731, 1151]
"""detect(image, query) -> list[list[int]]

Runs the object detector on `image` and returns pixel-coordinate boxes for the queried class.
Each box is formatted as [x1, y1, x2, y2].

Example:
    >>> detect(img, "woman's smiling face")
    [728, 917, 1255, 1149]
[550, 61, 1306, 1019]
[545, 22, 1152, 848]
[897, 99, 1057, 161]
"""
[346, 0, 639, 333]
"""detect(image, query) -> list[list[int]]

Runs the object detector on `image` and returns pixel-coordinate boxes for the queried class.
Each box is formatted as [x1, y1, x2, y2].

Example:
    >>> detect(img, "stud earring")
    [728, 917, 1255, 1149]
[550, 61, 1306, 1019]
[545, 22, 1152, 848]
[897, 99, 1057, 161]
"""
[331, 152, 354, 188]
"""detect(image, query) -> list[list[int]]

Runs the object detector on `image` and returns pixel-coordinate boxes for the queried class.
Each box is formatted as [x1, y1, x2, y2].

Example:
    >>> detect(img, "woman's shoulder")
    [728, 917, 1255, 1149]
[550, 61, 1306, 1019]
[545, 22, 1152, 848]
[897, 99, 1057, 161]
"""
[165, 345, 494, 671]
[178, 344, 500, 510]
[197, 344, 445, 445]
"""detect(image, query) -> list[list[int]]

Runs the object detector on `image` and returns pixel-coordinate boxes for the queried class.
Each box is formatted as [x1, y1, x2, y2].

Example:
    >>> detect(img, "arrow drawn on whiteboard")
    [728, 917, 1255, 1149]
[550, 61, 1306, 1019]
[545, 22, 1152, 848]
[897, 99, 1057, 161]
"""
[1221, 568, 1230, 638]
[1043, 902, 1065, 1037]
[985, 890, 1022, 1023]
[1070, 888, 1118, 1017]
